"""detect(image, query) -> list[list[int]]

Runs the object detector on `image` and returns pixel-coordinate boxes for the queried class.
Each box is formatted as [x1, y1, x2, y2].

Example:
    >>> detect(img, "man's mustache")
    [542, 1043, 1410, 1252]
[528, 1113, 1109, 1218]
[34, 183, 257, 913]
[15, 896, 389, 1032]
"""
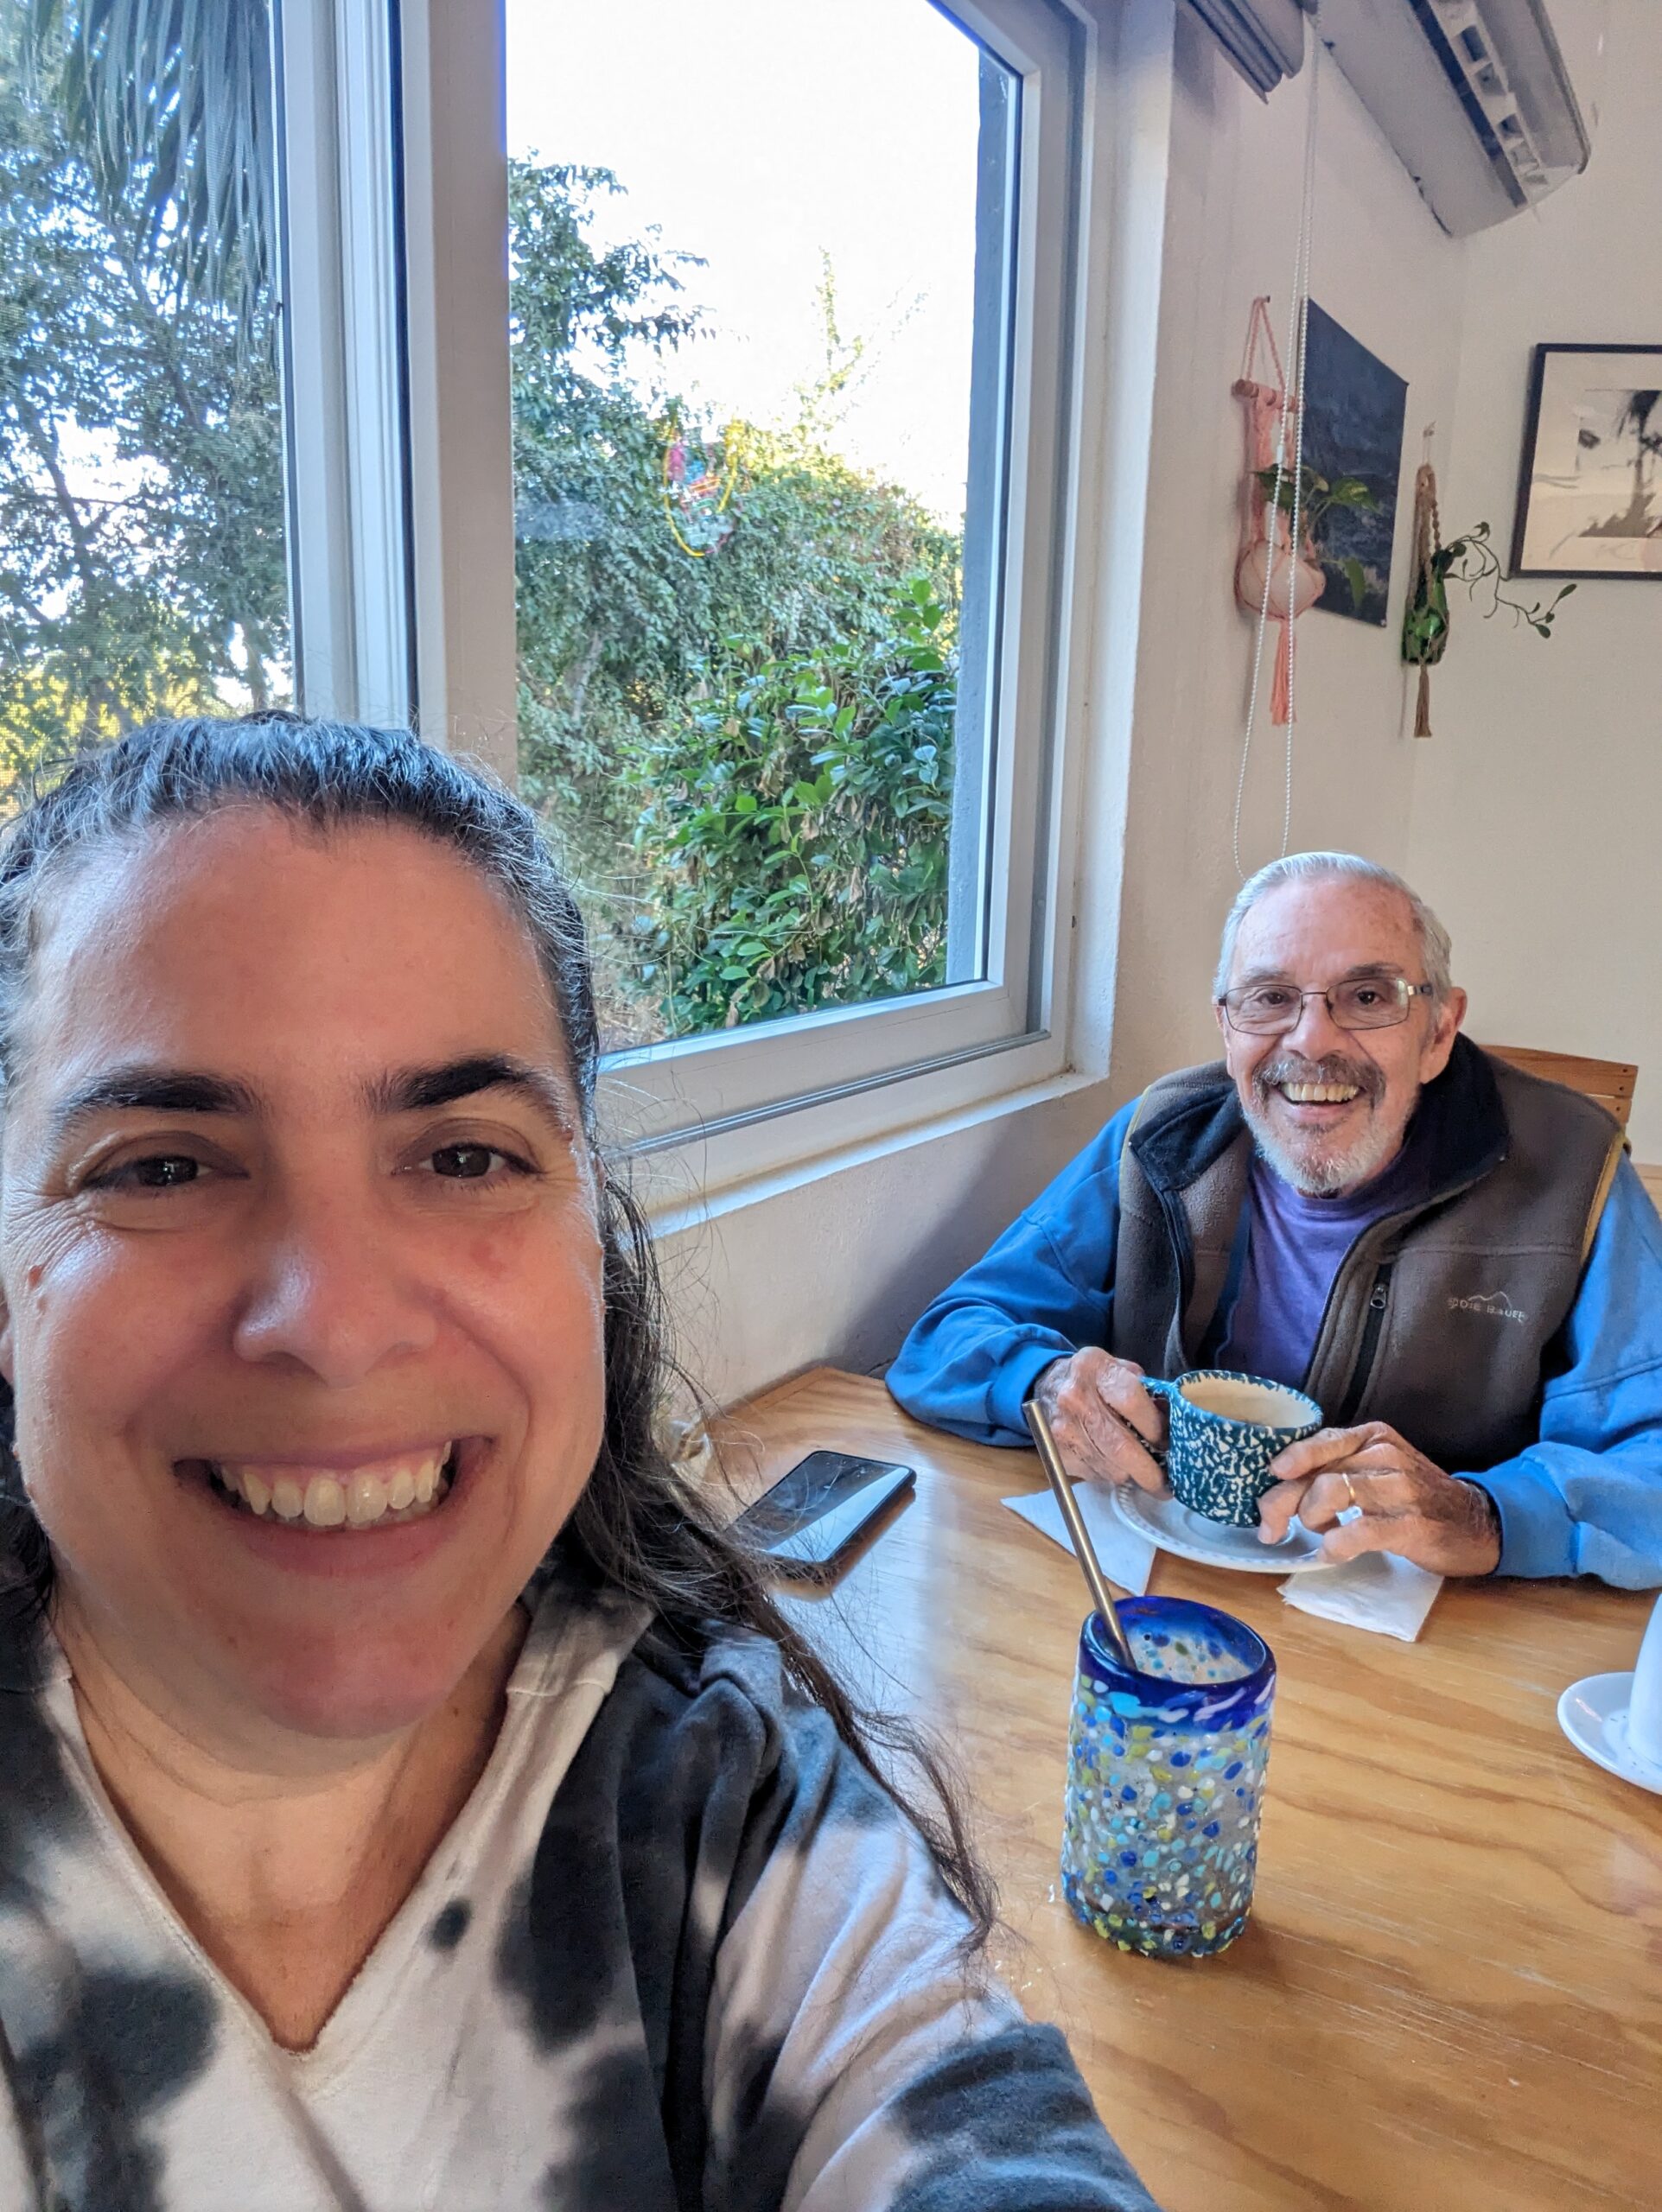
[1251, 1052, 1388, 1109]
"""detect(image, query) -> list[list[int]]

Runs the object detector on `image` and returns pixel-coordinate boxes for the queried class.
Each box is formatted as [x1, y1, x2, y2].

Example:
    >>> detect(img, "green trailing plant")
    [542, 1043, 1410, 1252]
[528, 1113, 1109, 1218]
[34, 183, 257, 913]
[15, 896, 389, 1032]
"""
[625, 577, 956, 1034]
[1401, 480, 1574, 737]
[1401, 519, 1574, 660]
[1256, 462, 1378, 612]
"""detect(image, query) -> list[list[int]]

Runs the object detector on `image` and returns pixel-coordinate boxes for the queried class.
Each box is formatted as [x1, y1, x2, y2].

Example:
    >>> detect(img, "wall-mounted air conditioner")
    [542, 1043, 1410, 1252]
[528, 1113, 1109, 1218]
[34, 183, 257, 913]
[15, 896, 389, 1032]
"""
[1185, 0, 1594, 235]
[1183, 0, 1308, 95]
[1317, 0, 1593, 235]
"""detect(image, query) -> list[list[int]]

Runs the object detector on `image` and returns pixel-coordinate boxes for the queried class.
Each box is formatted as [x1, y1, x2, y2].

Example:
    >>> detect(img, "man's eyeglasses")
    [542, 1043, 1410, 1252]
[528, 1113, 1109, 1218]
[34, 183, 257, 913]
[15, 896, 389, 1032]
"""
[1218, 976, 1436, 1037]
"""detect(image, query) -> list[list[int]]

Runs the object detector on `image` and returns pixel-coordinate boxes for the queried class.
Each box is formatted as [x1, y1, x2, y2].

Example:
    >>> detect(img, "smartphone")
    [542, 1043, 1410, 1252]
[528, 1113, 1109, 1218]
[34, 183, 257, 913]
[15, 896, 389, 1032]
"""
[735, 1450, 915, 1576]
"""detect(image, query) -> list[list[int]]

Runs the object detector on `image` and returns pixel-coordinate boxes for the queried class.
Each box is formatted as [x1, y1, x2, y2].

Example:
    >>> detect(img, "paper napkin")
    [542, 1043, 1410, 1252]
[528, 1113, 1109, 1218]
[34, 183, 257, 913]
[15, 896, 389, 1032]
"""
[1002, 1481, 1156, 1596]
[1278, 1547, 1443, 1642]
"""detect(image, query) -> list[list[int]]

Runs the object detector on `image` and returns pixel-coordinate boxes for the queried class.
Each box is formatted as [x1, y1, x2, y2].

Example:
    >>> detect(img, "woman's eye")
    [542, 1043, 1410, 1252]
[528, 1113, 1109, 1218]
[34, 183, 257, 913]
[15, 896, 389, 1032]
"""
[104, 1154, 205, 1191]
[429, 1143, 519, 1181]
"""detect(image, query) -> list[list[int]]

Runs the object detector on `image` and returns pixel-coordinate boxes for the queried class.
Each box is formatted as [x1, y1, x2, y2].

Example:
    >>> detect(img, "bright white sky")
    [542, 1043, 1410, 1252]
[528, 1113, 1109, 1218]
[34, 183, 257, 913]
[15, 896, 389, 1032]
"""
[503, 0, 985, 524]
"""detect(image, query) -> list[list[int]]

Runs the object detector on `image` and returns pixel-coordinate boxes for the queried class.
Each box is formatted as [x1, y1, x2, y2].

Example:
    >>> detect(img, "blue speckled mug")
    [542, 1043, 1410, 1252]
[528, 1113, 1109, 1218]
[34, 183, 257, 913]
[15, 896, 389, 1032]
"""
[1143, 1370, 1322, 1529]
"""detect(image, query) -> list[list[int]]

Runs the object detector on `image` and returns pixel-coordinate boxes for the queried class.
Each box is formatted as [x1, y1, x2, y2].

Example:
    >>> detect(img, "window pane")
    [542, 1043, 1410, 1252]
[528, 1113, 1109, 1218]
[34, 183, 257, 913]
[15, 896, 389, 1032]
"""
[0, 0, 290, 794]
[505, 0, 1016, 1052]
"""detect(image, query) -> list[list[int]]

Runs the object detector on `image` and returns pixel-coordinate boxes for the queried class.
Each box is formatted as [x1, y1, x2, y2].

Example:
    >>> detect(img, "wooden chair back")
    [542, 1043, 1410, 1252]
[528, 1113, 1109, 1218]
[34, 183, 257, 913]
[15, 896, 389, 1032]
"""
[1481, 1043, 1638, 1133]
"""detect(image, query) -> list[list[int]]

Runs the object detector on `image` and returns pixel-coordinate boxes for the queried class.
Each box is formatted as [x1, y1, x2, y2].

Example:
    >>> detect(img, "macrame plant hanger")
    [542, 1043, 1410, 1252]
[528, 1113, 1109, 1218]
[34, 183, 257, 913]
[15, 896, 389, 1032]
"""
[1403, 424, 1446, 739]
[1232, 301, 1323, 731]
[1230, 2, 1323, 881]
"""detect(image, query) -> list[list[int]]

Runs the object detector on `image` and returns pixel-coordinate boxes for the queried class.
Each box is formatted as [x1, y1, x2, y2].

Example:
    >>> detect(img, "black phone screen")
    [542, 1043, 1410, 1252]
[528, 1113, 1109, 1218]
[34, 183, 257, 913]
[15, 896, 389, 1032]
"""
[735, 1450, 914, 1572]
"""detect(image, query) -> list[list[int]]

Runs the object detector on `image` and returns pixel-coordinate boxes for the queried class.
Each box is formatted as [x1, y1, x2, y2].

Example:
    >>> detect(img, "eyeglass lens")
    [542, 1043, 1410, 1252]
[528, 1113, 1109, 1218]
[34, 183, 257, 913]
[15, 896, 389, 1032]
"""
[1226, 978, 1411, 1033]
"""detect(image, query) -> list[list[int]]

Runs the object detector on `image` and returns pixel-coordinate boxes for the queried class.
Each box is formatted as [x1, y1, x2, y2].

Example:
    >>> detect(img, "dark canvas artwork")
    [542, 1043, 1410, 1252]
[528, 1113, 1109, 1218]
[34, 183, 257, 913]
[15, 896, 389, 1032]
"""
[1300, 303, 1409, 627]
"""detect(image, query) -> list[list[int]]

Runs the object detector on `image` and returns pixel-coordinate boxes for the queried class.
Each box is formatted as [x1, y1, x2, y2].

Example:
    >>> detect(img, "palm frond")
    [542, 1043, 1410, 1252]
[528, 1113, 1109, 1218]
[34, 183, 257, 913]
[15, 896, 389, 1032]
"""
[24, 0, 276, 315]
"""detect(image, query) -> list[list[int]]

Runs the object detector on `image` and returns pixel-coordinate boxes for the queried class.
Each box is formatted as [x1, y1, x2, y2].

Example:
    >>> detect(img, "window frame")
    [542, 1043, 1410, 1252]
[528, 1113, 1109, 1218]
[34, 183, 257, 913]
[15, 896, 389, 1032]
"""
[276, 0, 414, 728]
[382, 0, 1089, 1166]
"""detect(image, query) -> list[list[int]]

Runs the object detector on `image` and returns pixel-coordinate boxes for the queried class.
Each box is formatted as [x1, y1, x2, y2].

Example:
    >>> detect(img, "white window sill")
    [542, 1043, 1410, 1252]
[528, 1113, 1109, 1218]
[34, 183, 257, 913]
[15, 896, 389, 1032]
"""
[626, 1042, 1098, 1234]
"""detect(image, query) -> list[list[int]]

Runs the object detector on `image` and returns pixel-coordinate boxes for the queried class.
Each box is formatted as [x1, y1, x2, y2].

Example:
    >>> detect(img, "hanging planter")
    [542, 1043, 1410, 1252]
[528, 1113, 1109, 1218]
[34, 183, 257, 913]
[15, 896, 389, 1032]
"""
[1232, 298, 1321, 728]
[1402, 461, 1449, 738]
[1401, 447, 1576, 739]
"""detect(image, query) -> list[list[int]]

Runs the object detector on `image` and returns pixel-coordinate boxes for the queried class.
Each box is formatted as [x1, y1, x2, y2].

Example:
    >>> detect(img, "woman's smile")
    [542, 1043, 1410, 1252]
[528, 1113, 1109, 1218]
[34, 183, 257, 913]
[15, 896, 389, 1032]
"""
[196, 1440, 465, 1527]
[167, 1437, 501, 1587]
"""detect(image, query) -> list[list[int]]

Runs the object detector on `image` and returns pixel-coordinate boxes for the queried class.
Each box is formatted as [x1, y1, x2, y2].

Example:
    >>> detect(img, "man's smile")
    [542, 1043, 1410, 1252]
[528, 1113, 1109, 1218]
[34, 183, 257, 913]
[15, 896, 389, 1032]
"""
[1251, 1053, 1385, 1131]
[1273, 1079, 1360, 1105]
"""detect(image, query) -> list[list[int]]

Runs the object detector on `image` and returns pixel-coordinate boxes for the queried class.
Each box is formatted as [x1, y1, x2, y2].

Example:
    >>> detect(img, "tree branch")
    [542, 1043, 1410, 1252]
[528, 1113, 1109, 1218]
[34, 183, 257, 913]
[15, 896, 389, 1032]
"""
[11, 392, 105, 604]
[113, 244, 207, 441]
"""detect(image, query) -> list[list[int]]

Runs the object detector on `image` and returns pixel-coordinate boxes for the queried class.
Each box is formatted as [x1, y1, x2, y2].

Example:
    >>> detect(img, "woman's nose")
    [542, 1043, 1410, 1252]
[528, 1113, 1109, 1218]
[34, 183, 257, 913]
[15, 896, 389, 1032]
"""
[231, 1197, 438, 1385]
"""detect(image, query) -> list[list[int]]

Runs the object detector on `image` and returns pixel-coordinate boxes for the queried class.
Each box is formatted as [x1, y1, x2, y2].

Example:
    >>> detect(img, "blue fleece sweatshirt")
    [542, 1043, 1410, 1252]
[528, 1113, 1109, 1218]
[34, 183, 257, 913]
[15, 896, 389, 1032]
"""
[886, 1103, 1662, 1588]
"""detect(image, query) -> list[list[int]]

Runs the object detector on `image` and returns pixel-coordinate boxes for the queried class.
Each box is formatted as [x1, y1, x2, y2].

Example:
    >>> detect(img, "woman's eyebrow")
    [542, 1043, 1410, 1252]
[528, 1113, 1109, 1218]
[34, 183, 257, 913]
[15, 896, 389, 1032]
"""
[369, 1056, 578, 1138]
[47, 1057, 579, 1146]
[50, 1067, 258, 1143]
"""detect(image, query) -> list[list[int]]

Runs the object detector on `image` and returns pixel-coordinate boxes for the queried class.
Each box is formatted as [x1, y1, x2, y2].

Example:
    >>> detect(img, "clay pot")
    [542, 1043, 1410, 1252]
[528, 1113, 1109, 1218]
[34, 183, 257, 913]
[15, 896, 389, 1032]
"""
[1235, 535, 1326, 622]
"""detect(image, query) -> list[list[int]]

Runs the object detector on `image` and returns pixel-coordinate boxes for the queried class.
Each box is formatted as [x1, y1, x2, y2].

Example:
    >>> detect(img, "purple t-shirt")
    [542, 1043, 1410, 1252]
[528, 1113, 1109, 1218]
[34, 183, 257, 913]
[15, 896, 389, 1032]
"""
[1217, 1137, 1431, 1391]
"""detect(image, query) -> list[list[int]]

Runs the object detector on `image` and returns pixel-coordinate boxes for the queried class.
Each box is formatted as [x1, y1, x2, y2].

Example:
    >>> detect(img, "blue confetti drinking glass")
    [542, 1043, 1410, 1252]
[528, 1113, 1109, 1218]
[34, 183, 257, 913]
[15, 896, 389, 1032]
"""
[1061, 1596, 1276, 1960]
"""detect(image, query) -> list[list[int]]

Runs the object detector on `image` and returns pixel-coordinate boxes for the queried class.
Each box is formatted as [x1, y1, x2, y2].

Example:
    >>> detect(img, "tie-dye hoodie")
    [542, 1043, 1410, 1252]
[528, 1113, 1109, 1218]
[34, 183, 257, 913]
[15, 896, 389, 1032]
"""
[0, 1567, 1160, 2212]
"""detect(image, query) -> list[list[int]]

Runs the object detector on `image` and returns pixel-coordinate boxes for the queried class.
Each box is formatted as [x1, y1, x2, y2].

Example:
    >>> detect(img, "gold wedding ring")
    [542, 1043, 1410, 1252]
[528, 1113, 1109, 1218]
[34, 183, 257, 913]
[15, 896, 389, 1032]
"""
[1341, 1471, 1359, 1510]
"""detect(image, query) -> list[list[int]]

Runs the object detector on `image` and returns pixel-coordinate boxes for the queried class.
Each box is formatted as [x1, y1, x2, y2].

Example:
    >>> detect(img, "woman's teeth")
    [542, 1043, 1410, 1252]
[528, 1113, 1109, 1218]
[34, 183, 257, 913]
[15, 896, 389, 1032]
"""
[1278, 1082, 1360, 1103]
[209, 1448, 454, 1529]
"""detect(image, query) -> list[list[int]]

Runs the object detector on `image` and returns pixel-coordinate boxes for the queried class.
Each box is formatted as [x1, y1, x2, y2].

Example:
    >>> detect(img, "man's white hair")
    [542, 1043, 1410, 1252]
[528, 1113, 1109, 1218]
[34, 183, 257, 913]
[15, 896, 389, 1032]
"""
[1213, 852, 1454, 1002]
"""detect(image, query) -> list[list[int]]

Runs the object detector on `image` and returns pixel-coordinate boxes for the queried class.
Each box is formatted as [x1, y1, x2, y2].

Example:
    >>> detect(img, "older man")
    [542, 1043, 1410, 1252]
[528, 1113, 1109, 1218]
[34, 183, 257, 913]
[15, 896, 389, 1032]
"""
[888, 853, 1662, 1586]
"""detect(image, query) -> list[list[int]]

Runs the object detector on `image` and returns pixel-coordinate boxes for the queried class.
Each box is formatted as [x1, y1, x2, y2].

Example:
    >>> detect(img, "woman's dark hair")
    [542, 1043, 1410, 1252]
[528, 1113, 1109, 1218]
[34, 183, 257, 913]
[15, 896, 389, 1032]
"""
[0, 713, 993, 1942]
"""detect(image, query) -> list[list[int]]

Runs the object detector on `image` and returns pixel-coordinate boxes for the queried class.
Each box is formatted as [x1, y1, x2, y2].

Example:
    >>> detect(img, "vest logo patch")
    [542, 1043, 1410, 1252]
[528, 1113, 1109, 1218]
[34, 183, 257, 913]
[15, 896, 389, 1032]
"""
[1448, 1290, 1527, 1324]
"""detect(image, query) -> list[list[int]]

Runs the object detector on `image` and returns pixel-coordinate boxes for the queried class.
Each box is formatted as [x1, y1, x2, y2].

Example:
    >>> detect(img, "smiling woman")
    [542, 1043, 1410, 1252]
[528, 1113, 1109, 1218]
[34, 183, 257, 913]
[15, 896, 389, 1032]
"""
[0, 715, 1156, 2212]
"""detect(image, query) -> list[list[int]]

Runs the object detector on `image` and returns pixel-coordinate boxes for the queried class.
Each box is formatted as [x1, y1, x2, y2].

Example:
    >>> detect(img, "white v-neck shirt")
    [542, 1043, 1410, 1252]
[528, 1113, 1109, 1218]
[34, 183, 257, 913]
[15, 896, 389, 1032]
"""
[0, 1571, 1160, 2212]
[2, 1584, 647, 2211]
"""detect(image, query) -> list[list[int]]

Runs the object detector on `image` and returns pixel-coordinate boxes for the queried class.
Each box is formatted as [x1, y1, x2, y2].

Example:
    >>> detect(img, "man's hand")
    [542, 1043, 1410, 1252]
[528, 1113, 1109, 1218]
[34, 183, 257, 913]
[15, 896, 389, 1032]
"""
[1257, 1421, 1502, 1576]
[1031, 1351, 1168, 1494]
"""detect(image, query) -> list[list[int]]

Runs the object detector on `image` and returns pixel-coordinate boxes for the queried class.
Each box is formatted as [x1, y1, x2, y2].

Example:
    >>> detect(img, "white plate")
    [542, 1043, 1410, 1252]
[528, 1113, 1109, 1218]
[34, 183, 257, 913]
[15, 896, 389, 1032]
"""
[1110, 1482, 1327, 1573]
[1557, 1671, 1662, 1797]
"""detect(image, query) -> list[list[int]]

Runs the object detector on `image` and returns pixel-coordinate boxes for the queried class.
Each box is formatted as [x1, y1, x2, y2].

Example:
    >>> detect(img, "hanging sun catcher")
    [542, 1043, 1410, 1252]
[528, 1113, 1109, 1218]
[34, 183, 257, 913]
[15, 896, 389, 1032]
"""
[661, 423, 738, 558]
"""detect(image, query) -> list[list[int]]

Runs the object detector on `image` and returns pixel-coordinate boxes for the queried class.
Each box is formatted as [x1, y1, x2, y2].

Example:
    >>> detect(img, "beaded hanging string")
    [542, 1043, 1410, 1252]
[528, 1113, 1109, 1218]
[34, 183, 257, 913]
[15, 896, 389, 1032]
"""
[1232, 2, 1322, 882]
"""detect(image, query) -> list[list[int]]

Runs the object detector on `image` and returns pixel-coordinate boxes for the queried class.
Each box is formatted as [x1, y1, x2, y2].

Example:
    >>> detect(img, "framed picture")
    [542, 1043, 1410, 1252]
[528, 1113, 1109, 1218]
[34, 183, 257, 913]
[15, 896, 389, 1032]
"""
[1512, 345, 1662, 578]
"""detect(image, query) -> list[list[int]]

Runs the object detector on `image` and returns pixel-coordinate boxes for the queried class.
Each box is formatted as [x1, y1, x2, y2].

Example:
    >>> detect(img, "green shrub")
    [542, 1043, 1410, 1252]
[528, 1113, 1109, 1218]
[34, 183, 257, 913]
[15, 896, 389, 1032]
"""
[627, 577, 956, 1033]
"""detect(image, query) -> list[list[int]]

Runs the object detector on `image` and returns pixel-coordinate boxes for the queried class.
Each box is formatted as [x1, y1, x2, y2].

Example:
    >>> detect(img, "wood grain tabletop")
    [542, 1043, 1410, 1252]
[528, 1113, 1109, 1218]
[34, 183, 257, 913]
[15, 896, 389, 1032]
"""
[706, 1367, 1662, 2212]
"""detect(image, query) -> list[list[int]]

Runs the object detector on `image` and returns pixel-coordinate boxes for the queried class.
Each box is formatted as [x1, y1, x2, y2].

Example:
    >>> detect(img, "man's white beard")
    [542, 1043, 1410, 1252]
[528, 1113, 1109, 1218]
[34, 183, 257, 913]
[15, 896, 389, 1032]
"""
[1245, 1094, 1413, 1198]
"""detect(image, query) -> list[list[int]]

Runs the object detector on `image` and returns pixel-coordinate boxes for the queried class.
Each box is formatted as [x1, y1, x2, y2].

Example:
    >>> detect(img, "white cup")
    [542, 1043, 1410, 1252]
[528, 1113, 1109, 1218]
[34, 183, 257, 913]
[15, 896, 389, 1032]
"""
[1627, 1591, 1662, 1772]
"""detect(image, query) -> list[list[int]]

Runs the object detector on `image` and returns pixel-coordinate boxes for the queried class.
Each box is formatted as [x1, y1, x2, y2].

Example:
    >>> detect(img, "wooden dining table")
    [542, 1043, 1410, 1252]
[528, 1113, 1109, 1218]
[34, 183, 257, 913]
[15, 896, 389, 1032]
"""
[706, 1367, 1662, 2212]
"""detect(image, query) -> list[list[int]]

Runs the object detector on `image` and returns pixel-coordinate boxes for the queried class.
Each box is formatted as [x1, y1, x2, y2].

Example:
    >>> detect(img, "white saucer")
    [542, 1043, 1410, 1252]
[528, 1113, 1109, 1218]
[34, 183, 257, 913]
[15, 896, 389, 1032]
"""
[1110, 1482, 1326, 1573]
[1557, 1672, 1662, 1797]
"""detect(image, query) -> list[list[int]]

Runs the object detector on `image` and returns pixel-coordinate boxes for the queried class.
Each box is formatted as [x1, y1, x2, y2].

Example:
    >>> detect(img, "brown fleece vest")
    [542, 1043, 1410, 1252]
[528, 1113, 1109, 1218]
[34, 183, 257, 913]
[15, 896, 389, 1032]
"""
[1108, 1044, 1624, 1472]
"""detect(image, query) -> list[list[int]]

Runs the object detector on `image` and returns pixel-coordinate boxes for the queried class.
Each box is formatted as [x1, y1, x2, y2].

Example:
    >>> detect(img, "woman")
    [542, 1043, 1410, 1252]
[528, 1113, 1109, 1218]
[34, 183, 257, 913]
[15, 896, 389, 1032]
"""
[0, 715, 1157, 2212]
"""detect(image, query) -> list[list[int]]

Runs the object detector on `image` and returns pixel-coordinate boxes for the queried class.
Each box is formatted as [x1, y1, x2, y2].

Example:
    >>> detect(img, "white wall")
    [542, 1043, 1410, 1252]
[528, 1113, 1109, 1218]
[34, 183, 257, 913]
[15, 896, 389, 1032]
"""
[1105, 7, 1466, 1103]
[653, 0, 1474, 1405]
[1406, 0, 1662, 1162]
[649, 1081, 1116, 1408]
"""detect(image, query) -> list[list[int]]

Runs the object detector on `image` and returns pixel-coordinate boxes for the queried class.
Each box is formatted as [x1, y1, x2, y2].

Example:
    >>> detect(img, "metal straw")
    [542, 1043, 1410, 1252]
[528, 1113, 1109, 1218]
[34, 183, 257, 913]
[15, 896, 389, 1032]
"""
[1023, 1395, 1140, 1672]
